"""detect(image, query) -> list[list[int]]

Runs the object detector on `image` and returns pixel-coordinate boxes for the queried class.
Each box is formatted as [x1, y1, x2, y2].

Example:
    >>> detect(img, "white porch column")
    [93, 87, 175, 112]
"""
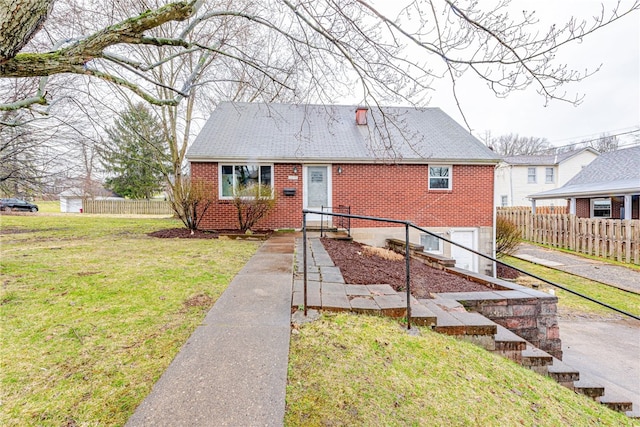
[624, 194, 632, 220]
[569, 198, 576, 215]
[531, 199, 536, 214]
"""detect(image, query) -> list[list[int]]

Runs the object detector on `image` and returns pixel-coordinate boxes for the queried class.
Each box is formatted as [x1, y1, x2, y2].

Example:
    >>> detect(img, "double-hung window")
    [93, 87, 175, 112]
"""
[545, 167, 554, 184]
[592, 198, 611, 218]
[220, 164, 273, 198]
[429, 165, 451, 190]
[527, 167, 536, 183]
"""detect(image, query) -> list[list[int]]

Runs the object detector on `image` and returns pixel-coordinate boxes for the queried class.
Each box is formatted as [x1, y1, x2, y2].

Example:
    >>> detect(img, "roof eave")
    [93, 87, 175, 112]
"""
[529, 187, 640, 200]
[186, 155, 500, 165]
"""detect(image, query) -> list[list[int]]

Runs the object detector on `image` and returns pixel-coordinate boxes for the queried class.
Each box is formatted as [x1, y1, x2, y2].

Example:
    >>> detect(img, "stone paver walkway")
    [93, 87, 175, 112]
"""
[126, 235, 294, 427]
[293, 237, 437, 325]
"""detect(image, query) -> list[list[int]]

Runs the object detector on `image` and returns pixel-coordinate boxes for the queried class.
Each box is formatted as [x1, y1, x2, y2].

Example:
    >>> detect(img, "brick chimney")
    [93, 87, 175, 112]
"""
[355, 106, 368, 125]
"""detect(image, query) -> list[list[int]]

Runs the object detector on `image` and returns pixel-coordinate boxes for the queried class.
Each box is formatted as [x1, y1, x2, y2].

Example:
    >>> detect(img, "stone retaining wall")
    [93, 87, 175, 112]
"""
[437, 289, 562, 360]
[386, 239, 562, 359]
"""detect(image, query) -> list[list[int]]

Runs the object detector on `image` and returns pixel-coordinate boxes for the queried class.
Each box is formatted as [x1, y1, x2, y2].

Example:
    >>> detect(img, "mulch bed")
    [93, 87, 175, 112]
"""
[320, 238, 493, 299]
[148, 228, 220, 239]
[147, 228, 272, 239]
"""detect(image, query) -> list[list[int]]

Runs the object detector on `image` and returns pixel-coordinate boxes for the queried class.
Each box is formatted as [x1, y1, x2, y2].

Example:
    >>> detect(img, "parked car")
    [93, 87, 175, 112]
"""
[0, 198, 39, 212]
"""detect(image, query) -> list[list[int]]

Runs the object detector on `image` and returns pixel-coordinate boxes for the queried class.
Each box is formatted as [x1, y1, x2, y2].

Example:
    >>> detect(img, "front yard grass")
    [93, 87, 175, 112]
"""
[0, 214, 259, 426]
[286, 312, 634, 426]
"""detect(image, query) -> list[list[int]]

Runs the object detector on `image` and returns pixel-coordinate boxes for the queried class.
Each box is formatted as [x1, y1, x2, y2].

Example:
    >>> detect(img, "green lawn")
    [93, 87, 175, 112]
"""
[0, 214, 259, 426]
[286, 312, 635, 426]
[2, 214, 636, 426]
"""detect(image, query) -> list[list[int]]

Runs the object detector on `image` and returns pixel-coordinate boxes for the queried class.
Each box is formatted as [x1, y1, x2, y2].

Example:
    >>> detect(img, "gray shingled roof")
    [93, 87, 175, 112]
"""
[187, 102, 500, 163]
[502, 148, 597, 166]
[529, 145, 640, 199]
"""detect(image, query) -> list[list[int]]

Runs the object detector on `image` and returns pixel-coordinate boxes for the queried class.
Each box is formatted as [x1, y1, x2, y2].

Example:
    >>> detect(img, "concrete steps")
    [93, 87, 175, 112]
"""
[421, 298, 634, 417]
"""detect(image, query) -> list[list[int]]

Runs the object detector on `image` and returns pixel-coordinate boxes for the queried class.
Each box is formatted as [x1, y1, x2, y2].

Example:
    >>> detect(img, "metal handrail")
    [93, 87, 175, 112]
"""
[318, 205, 351, 237]
[301, 209, 640, 325]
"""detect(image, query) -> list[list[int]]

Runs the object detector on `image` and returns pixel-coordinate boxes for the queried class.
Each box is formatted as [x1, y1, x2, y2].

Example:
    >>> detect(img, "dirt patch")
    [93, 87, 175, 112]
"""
[183, 293, 214, 309]
[320, 238, 492, 299]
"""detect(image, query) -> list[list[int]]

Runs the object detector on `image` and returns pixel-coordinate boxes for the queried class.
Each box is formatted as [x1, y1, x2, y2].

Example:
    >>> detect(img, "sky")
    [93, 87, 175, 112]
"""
[425, 1, 640, 149]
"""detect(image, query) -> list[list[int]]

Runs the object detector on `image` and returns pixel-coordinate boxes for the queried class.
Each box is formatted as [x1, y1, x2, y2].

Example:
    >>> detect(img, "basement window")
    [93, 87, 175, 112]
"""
[421, 233, 443, 254]
[220, 164, 273, 198]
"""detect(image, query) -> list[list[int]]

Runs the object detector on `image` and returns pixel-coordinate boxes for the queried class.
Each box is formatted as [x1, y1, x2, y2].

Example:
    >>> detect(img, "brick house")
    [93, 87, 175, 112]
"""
[187, 102, 500, 273]
[529, 145, 640, 219]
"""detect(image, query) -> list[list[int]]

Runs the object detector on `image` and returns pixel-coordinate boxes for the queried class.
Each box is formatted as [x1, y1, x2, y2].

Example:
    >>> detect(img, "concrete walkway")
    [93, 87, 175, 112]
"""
[514, 243, 640, 294]
[126, 234, 295, 427]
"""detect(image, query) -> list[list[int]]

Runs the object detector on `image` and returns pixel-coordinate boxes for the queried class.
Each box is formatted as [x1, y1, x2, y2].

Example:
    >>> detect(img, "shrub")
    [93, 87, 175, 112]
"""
[232, 183, 276, 232]
[496, 216, 521, 258]
[169, 177, 215, 231]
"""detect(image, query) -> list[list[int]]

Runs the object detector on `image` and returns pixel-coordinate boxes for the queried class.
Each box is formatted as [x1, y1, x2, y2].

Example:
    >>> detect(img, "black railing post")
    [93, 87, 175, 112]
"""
[405, 223, 411, 330]
[320, 206, 324, 238]
[303, 212, 308, 316]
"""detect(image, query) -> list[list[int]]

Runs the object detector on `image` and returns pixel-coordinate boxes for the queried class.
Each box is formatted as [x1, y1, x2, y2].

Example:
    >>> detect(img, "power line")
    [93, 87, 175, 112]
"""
[549, 128, 640, 150]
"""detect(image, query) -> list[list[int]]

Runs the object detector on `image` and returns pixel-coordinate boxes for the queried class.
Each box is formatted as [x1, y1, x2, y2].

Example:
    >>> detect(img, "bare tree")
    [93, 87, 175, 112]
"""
[1, 0, 639, 115]
[485, 132, 551, 156]
[586, 133, 619, 153]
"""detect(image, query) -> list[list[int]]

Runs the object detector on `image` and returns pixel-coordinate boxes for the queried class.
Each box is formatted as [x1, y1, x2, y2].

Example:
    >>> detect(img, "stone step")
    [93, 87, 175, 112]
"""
[573, 379, 605, 399]
[409, 301, 437, 327]
[547, 358, 580, 387]
[493, 325, 527, 350]
[600, 395, 633, 413]
[426, 303, 466, 335]
[324, 231, 352, 241]
[492, 325, 527, 363]
[521, 344, 553, 375]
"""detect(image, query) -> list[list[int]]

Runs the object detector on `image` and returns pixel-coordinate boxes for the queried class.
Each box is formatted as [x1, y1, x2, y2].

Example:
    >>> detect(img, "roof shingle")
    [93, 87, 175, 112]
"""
[187, 102, 499, 163]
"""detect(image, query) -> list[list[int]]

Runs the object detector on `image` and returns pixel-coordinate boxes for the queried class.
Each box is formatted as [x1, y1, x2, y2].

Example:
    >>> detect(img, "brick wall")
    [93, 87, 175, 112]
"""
[332, 163, 494, 228]
[576, 198, 590, 218]
[191, 162, 495, 231]
[191, 162, 304, 230]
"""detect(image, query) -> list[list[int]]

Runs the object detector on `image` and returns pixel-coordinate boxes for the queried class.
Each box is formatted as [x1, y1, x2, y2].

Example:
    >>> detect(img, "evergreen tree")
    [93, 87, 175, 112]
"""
[101, 104, 169, 199]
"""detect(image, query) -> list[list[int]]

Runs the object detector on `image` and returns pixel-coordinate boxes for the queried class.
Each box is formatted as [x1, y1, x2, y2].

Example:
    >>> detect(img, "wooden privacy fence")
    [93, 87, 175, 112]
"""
[499, 205, 568, 215]
[83, 199, 174, 215]
[498, 208, 640, 265]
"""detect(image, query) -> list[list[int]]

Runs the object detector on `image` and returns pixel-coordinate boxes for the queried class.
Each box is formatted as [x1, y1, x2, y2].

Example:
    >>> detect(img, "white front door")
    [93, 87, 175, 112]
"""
[451, 229, 478, 273]
[304, 165, 331, 223]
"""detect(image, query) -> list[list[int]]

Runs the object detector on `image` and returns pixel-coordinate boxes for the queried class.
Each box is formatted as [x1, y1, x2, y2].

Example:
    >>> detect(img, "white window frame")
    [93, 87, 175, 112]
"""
[527, 167, 536, 184]
[428, 165, 452, 190]
[545, 167, 554, 184]
[219, 163, 274, 199]
[591, 198, 611, 218]
[421, 232, 444, 254]
[501, 195, 508, 207]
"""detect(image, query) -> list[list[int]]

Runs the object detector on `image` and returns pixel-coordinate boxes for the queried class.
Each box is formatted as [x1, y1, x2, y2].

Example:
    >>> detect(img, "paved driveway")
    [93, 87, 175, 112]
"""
[560, 318, 640, 417]
[513, 243, 640, 416]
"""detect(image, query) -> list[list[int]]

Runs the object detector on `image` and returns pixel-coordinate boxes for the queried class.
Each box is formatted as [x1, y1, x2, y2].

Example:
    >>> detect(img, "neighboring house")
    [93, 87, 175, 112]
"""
[495, 148, 599, 208]
[59, 187, 121, 213]
[187, 102, 500, 273]
[529, 145, 640, 219]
